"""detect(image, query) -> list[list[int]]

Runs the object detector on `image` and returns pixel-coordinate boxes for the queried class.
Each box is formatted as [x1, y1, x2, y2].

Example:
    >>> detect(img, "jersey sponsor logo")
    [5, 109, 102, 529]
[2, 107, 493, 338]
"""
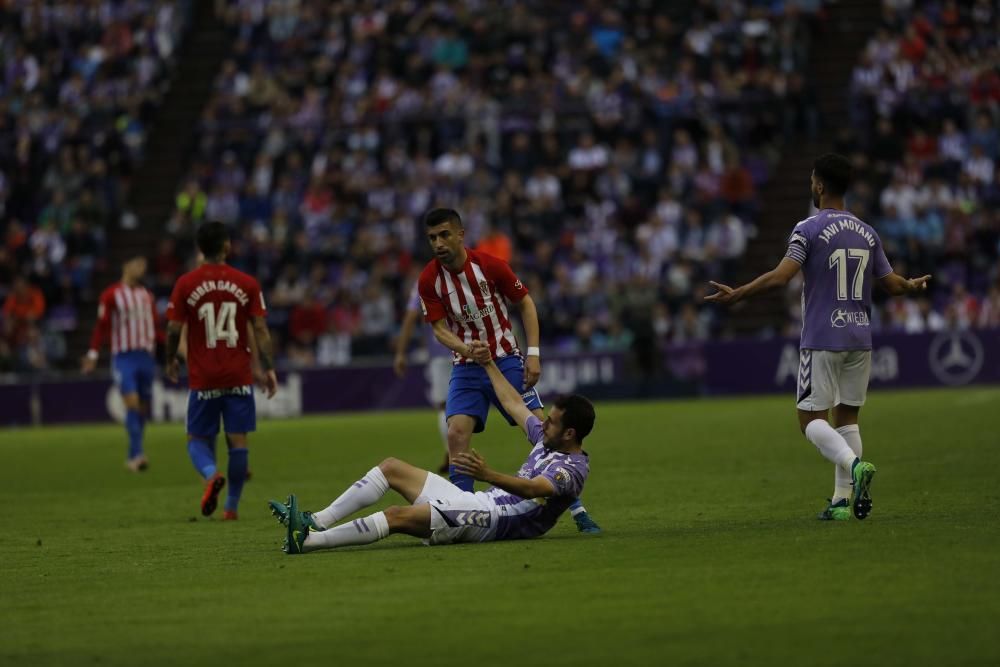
[830, 308, 870, 328]
[196, 385, 252, 400]
[459, 302, 496, 323]
[928, 331, 984, 386]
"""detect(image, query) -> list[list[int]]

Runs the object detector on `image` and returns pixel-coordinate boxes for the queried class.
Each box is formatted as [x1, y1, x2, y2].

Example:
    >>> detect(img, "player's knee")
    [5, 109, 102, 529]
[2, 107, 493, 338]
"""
[122, 394, 141, 411]
[446, 424, 470, 449]
[379, 457, 401, 476]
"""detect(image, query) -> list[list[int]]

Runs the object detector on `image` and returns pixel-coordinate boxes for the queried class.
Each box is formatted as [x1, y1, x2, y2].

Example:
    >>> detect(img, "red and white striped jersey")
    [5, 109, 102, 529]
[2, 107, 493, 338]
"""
[89, 282, 158, 356]
[417, 248, 528, 364]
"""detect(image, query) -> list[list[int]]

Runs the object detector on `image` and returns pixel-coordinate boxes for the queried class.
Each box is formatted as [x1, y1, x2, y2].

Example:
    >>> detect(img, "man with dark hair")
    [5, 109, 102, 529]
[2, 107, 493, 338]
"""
[416, 207, 600, 533]
[83, 256, 159, 472]
[705, 153, 931, 522]
[165, 222, 278, 520]
[270, 340, 594, 554]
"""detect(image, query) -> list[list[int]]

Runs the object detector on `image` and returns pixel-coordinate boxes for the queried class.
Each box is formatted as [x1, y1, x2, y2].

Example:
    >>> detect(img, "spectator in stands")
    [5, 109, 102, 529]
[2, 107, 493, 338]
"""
[3, 276, 45, 346]
[141, 0, 828, 364]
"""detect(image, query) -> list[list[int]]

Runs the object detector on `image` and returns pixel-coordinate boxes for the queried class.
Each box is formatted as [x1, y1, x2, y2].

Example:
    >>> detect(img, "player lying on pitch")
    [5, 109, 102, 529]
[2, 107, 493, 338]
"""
[268, 340, 595, 554]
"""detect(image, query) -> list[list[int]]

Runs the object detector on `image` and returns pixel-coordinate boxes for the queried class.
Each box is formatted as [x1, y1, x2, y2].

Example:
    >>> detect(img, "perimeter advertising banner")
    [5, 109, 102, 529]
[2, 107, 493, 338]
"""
[702, 329, 1000, 395]
[0, 332, 996, 426]
[0, 352, 623, 426]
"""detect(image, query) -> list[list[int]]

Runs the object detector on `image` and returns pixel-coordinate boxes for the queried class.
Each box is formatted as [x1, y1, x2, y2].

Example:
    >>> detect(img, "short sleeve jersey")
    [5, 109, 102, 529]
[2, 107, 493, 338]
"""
[167, 263, 266, 390]
[417, 248, 529, 364]
[785, 208, 892, 350]
[483, 415, 590, 540]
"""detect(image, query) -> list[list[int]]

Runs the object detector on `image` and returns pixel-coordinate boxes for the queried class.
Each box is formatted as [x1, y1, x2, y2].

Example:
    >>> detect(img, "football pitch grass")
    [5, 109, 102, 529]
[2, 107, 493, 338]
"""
[1, 387, 998, 666]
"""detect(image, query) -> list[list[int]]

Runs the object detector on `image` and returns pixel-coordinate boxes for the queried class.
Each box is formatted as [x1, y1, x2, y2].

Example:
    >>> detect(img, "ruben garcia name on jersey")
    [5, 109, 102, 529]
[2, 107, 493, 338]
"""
[185, 280, 251, 308]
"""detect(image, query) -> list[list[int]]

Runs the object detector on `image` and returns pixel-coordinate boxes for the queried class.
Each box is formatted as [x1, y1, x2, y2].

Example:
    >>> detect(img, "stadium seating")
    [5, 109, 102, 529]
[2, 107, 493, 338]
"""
[172, 0, 824, 366]
[0, 0, 191, 371]
[821, 0, 1000, 334]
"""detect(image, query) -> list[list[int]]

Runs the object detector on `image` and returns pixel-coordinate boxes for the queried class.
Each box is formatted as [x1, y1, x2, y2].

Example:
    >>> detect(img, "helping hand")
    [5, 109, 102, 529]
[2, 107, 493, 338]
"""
[452, 448, 490, 481]
[468, 340, 493, 366]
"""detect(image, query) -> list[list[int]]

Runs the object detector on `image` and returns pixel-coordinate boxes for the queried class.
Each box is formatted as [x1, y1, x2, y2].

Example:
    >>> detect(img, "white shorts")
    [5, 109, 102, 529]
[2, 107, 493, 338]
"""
[415, 473, 498, 545]
[796, 348, 871, 411]
[427, 357, 452, 406]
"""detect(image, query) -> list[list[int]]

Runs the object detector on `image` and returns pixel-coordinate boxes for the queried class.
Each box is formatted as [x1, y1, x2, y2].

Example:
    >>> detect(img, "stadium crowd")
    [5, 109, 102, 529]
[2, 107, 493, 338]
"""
[0, 0, 190, 371]
[151, 0, 825, 367]
[782, 0, 1000, 336]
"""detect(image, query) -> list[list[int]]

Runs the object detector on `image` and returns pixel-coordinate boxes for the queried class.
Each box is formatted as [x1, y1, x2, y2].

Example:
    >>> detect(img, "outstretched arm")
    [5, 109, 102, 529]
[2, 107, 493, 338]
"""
[877, 272, 932, 296]
[431, 318, 472, 360]
[452, 448, 556, 499]
[705, 257, 802, 306]
[469, 341, 532, 435]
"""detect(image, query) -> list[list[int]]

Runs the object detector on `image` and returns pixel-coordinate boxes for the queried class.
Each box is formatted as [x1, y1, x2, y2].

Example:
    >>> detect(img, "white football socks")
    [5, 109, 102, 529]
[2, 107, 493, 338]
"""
[805, 419, 858, 474]
[311, 467, 389, 529]
[832, 424, 863, 501]
[304, 511, 390, 552]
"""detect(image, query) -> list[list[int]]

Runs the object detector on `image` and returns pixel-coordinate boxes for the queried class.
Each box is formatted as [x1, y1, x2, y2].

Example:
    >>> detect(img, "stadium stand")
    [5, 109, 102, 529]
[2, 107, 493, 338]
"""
[0, 0, 191, 371]
[783, 0, 1000, 336]
[165, 0, 824, 367]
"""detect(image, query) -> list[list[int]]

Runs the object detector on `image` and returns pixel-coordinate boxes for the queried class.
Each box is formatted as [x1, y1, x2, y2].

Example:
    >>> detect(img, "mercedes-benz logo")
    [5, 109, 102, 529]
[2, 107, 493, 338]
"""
[928, 331, 984, 386]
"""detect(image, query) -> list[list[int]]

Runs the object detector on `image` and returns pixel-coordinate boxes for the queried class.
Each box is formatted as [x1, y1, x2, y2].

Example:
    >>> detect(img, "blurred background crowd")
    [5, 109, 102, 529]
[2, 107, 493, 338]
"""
[0, 0, 997, 374]
[782, 0, 1000, 335]
[0, 0, 188, 370]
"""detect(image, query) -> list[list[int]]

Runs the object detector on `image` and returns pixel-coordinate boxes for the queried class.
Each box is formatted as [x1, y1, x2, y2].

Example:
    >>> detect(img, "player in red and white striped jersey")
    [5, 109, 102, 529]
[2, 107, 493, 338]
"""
[82, 256, 160, 472]
[414, 208, 600, 533]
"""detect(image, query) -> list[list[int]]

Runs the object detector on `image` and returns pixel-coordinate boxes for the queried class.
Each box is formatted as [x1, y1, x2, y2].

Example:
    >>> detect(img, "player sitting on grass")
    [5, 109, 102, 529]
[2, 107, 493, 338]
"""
[269, 340, 595, 554]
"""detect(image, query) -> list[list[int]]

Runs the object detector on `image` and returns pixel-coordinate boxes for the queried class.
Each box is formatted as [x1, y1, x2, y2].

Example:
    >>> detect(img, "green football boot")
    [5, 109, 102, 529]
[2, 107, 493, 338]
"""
[282, 495, 310, 555]
[269, 499, 323, 531]
[817, 498, 850, 521]
[851, 460, 877, 520]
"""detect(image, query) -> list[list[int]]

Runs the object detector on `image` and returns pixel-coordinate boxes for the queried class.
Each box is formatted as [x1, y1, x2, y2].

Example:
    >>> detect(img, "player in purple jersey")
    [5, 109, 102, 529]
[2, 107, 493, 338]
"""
[706, 154, 930, 521]
[269, 341, 595, 554]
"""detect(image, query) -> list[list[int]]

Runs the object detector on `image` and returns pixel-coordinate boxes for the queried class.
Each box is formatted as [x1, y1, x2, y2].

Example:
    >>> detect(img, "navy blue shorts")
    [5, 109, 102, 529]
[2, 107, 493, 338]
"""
[187, 386, 256, 437]
[446, 356, 543, 433]
[111, 351, 155, 402]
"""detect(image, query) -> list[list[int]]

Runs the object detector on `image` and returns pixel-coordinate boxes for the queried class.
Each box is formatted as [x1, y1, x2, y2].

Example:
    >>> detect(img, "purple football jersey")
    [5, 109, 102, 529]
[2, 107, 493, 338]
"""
[785, 208, 892, 350]
[484, 415, 590, 540]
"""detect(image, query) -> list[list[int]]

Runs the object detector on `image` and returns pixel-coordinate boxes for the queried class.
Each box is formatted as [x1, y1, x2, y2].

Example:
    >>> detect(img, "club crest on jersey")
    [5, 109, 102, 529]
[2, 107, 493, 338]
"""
[478, 280, 490, 298]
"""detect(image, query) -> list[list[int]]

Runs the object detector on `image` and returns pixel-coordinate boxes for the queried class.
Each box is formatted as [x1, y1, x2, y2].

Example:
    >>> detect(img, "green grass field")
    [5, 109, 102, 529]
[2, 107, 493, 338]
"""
[2, 387, 999, 666]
